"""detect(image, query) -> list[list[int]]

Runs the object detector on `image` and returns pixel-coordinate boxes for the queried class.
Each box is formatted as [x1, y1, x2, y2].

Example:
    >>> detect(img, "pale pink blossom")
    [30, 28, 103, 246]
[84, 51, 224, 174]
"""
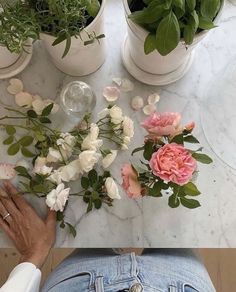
[121, 164, 142, 198]
[149, 143, 197, 186]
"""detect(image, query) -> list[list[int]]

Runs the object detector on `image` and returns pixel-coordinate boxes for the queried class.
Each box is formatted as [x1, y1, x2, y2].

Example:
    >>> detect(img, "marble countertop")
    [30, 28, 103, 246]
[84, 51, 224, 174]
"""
[1, 0, 236, 248]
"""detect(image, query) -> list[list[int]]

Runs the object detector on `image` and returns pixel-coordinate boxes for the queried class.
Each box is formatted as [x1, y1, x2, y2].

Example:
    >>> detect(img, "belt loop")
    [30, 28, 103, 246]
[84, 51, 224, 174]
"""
[95, 276, 104, 292]
[131, 252, 138, 277]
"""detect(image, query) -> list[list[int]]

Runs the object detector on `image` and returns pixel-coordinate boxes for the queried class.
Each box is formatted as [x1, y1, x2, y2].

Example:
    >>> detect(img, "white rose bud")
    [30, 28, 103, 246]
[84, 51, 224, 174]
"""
[47, 148, 63, 163]
[46, 183, 70, 212]
[105, 177, 121, 200]
[122, 116, 134, 138]
[33, 157, 53, 176]
[110, 105, 123, 125]
[102, 150, 118, 169]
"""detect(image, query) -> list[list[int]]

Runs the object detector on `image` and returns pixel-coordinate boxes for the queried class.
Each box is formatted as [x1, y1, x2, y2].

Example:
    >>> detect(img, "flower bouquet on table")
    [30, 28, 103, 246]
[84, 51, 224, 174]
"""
[121, 112, 213, 209]
[0, 94, 134, 236]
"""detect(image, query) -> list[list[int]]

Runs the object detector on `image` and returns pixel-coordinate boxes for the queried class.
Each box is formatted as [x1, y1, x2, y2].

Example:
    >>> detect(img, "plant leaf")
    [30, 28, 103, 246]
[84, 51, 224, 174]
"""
[156, 11, 180, 56]
[180, 197, 201, 209]
[39, 117, 51, 124]
[201, 0, 221, 19]
[184, 135, 199, 144]
[168, 194, 180, 208]
[66, 222, 77, 238]
[27, 110, 38, 118]
[19, 136, 34, 147]
[81, 177, 90, 189]
[144, 33, 156, 55]
[3, 136, 14, 145]
[21, 147, 35, 158]
[8, 143, 20, 155]
[42, 103, 54, 116]
[183, 182, 201, 196]
[192, 153, 213, 164]
[199, 16, 216, 30]
[5, 125, 16, 135]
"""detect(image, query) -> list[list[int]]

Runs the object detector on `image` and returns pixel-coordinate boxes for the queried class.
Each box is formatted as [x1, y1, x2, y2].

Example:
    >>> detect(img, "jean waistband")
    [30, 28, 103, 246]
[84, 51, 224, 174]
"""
[43, 252, 138, 291]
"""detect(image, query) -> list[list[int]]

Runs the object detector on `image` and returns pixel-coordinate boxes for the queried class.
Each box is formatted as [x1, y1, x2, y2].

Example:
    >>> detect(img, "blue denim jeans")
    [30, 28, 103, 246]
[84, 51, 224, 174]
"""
[42, 249, 215, 292]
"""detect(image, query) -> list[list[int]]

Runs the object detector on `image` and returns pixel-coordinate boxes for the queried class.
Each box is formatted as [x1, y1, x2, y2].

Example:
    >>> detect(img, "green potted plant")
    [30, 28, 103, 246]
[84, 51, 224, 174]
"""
[31, 0, 106, 76]
[122, 0, 224, 85]
[0, 1, 38, 78]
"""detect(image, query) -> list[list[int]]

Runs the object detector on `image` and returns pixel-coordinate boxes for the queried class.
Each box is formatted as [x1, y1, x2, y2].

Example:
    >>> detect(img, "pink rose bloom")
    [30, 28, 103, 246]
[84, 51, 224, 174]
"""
[121, 164, 142, 198]
[141, 112, 181, 136]
[185, 122, 195, 132]
[150, 143, 197, 186]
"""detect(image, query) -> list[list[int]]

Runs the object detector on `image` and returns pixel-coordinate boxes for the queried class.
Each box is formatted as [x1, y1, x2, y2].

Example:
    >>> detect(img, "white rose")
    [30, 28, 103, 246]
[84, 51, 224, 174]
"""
[123, 116, 134, 138]
[79, 151, 101, 173]
[105, 177, 121, 200]
[32, 98, 45, 115]
[121, 136, 131, 150]
[81, 124, 103, 151]
[58, 159, 82, 182]
[102, 150, 117, 169]
[110, 105, 123, 125]
[98, 108, 110, 119]
[57, 133, 76, 151]
[33, 157, 53, 175]
[46, 183, 70, 212]
[47, 147, 63, 163]
[48, 170, 62, 185]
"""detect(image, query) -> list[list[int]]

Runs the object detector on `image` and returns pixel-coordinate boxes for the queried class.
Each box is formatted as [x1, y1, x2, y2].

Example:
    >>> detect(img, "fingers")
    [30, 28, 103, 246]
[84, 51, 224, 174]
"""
[0, 188, 21, 218]
[3, 181, 28, 211]
[0, 217, 15, 240]
[45, 209, 56, 229]
[0, 200, 14, 226]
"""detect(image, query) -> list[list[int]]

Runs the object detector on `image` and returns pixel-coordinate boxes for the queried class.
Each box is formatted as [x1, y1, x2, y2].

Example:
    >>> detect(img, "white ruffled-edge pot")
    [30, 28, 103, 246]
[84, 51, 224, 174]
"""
[0, 46, 20, 69]
[122, 0, 224, 85]
[41, 0, 106, 77]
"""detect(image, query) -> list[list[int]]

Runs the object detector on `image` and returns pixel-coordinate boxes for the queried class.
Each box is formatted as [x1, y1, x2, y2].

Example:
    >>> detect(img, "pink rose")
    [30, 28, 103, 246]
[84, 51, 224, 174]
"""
[149, 143, 197, 186]
[141, 112, 181, 136]
[121, 164, 142, 198]
[185, 122, 195, 132]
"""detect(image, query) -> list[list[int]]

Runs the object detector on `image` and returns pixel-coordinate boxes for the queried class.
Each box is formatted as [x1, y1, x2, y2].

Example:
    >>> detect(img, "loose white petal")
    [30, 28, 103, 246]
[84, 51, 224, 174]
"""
[7, 78, 24, 95]
[32, 99, 46, 115]
[103, 86, 120, 102]
[148, 93, 160, 105]
[15, 92, 33, 108]
[112, 77, 122, 86]
[0, 163, 16, 180]
[120, 79, 134, 92]
[131, 96, 144, 111]
[143, 104, 156, 115]
[32, 94, 43, 102]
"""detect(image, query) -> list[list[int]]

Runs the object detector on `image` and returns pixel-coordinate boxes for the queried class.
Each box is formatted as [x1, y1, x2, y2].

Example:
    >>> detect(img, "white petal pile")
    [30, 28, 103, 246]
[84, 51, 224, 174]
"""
[7, 78, 24, 95]
[6, 78, 59, 114]
[103, 86, 120, 102]
[131, 96, 144, 111]
[0, 163, 16, 180]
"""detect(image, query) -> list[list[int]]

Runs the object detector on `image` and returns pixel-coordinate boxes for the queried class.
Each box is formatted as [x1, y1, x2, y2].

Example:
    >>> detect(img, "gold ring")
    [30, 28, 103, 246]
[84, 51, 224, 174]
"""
[2, 213, 11, 221]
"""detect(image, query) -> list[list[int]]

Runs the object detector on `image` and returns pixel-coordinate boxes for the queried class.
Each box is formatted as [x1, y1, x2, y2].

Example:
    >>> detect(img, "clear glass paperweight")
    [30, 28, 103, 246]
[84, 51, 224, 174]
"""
[60, 81, 96, 122]
[201, 57, 236, 170]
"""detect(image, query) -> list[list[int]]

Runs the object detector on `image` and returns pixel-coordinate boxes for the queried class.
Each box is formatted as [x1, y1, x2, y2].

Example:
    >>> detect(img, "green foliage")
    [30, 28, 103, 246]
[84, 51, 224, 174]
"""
[129, 0, 222, 56]
[80, 170, 113, 212]
[0, 0, 104, 57]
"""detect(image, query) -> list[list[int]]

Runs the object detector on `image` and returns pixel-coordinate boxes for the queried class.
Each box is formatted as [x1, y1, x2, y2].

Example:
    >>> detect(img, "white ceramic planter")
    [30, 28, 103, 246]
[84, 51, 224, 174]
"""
[123, 0, 224, 84]
[0, 46, 20, 69]
[41, 0, 106, 76]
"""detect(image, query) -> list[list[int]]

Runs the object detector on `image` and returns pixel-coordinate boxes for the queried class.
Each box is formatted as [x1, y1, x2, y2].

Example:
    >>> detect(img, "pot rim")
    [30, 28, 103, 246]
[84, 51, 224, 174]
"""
[40, 0, 106, 40]
[123, 0, 225, 42]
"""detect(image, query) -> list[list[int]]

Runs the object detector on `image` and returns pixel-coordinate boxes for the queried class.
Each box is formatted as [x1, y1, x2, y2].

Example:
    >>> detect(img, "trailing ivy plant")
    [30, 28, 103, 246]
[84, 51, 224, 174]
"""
[0, 0, 105, 57]
[128, 0, 222, 56]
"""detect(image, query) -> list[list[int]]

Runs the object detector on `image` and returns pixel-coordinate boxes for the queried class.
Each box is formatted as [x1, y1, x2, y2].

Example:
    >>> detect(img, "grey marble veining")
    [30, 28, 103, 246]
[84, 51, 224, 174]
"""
[0, 0, 236, 248]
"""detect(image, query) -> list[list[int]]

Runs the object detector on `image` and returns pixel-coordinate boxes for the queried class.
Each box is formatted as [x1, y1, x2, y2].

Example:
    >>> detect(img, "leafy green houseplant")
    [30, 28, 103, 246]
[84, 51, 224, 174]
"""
[128, 0, 223, 56]
[0, 0, 106, 76]
[122, 0, 224, 85]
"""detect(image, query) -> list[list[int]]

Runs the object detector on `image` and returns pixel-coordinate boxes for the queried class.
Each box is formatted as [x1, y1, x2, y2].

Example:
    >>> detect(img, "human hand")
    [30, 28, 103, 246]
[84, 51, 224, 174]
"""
[0, 181, 56, 268]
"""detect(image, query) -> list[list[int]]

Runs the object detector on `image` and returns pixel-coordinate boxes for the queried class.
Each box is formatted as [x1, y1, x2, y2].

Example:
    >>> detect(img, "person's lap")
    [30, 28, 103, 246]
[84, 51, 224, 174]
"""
[42, 249, 215, 292]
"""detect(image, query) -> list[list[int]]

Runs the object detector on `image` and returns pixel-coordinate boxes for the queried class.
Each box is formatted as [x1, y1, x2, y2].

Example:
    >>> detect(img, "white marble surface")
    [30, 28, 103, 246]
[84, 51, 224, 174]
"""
[1, 0, 236, 248]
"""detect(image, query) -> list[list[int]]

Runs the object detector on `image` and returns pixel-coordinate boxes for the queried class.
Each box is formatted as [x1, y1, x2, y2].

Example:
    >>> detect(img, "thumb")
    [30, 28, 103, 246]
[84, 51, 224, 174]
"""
[45, 209, 57, 229]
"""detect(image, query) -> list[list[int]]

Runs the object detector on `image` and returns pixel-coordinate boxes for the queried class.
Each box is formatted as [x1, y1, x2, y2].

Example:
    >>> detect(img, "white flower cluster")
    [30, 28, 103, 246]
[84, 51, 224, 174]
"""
[98, 105, 134, 150]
